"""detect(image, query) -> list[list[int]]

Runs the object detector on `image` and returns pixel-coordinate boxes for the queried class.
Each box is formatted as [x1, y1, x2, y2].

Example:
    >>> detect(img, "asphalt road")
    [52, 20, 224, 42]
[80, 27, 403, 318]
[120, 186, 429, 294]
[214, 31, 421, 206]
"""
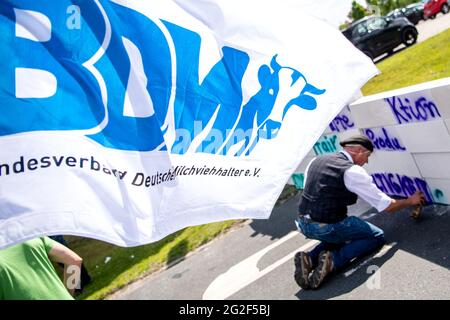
[374, 12, 450, 63]
[110, 16, 450, 301]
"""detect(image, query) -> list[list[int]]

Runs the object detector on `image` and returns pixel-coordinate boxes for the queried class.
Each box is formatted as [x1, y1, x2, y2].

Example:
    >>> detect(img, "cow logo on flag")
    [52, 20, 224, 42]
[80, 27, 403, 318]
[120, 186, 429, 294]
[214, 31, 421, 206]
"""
[0, 0, 378, 249]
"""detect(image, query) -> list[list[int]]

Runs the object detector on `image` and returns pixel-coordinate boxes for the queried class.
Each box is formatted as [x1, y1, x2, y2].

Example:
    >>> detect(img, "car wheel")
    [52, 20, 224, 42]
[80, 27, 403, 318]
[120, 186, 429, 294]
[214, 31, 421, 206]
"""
[402, 29, 417, 46]
[442, 3, 449, 14]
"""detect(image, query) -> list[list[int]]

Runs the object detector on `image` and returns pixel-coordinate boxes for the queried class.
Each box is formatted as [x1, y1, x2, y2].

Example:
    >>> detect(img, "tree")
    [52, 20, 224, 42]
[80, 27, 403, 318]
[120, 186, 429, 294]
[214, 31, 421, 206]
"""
[348, 0, 368, 21]
[366, 0, 420, 15]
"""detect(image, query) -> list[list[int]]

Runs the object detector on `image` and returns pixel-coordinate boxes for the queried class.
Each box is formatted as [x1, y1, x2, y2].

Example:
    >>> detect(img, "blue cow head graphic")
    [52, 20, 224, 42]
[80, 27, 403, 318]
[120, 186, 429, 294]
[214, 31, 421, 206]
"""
[173, 55, 326, 156]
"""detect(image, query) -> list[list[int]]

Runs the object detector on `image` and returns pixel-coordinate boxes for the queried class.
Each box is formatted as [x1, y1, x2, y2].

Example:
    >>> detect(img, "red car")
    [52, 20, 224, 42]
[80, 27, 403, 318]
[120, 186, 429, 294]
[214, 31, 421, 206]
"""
[424, 0, 449, 19]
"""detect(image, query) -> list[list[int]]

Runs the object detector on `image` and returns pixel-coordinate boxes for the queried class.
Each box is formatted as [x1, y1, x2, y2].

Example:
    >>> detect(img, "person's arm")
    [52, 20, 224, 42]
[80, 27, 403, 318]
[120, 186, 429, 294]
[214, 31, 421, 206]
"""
[48, 242, 83, 296]
[343, 165, 392, 212]
[343, 166, 425, 213]
[384, 191, 425, 213]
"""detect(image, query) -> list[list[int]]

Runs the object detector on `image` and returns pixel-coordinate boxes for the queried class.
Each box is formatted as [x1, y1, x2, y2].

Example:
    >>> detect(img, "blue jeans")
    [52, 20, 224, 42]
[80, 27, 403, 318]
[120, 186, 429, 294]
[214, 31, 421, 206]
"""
[295, 215, 385, 271]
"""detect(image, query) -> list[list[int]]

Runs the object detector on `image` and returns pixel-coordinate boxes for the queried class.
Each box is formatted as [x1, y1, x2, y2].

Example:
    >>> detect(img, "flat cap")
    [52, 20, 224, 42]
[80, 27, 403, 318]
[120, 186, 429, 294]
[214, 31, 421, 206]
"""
[339, 134, 374, 152]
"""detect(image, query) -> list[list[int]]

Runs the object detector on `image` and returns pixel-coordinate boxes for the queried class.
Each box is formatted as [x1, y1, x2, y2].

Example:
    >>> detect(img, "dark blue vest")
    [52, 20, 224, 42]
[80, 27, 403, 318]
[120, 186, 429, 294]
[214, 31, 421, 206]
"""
[298, 152, 357, 223]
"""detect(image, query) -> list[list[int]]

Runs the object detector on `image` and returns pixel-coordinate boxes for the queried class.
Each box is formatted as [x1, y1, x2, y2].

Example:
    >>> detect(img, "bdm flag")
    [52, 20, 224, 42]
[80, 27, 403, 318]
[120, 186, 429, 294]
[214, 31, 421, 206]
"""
[0, 0, 378, 249]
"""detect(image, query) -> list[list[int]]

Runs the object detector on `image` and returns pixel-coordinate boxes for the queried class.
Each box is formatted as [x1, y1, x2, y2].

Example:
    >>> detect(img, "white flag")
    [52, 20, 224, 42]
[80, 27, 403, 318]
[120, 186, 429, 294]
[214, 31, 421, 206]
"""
[0, 0, 378, 249]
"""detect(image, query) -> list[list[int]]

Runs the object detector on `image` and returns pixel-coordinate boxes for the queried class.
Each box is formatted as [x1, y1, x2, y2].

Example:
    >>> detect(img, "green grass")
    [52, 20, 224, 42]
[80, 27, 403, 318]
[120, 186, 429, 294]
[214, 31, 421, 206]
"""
[70, 220, 238, 300]
[69, 184, 297, 300]
[69, 29, 450, 300]
[362, 28, 450, 96]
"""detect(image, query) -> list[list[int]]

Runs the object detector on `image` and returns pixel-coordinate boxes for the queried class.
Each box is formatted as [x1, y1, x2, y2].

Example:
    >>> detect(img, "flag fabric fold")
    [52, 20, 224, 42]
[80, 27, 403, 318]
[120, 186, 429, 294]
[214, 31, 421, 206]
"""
[0, 0, 378, 249]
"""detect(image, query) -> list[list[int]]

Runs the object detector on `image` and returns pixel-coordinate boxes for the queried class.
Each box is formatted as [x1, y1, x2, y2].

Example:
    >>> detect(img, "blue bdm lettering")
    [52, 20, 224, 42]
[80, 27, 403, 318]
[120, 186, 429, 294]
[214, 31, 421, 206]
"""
[385, 95, 441, 124]
[371, 172, 433, 203]
[433, 189, 448, 204]
[0, 0, 326, 155]
[364, 127, 406, 151]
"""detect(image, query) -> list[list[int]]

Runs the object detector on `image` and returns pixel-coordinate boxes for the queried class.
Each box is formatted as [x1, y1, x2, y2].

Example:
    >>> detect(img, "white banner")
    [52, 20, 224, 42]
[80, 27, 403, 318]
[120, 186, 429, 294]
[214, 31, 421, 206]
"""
[0, 0, 378, 249]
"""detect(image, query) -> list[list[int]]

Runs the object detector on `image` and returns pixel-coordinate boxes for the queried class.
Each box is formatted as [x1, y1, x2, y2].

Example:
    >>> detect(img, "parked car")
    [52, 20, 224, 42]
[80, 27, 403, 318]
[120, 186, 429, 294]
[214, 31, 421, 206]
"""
[342, 16, 418, 60]
[423, 0, 449, 19]
[406, 2, 426, 21]
[386, 5, 422, 25]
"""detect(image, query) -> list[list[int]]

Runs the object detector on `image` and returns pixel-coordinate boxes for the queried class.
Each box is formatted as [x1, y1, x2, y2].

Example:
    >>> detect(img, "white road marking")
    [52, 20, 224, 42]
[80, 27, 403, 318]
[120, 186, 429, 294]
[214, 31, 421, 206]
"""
[344, 242, 397, 277]
[202, 231, 318, 300]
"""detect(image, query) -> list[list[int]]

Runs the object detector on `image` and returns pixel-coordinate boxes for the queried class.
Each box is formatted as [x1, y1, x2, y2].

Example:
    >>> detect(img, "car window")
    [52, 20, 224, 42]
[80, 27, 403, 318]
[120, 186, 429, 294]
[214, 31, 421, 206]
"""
[342, 28, 352, 40]
[366, 17, 386, 32]
[352, 23, 368, 37]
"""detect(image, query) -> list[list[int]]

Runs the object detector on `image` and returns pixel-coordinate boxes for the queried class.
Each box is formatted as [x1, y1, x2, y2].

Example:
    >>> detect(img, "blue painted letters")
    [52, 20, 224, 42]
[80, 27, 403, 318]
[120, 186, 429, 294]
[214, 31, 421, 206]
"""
[372, 172, 433, 203]
[385, 95, 441, 125]
[329, 106, 355, 132]
[0, 0, 326, 155]
[313, 134, 339, 155]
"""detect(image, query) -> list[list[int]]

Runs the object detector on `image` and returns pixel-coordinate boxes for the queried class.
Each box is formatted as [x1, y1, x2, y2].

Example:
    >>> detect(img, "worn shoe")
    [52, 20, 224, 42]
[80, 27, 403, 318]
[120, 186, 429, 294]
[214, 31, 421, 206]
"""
[309, 251, 333, 289]
[294, 251, 312, 289]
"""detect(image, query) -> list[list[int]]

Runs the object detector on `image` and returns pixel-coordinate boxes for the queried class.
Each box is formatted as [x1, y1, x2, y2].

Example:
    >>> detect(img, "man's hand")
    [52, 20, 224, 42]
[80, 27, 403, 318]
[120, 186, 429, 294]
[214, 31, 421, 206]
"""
[408, 191, 426, 206]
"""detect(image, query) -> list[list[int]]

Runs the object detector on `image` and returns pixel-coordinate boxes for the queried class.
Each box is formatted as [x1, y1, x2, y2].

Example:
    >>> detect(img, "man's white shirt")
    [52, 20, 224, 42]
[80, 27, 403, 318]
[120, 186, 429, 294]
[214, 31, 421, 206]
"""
[303, 150, 392, 212]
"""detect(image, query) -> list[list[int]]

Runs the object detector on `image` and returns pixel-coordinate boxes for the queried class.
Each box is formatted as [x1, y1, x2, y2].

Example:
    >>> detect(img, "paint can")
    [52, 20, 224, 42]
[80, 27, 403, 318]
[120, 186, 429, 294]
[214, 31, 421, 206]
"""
[411, 205, 422, 220]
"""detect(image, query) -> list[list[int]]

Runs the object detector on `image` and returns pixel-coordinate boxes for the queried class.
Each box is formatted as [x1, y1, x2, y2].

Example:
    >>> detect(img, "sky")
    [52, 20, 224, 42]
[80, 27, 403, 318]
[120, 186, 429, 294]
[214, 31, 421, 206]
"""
[297, 0, 367, 28]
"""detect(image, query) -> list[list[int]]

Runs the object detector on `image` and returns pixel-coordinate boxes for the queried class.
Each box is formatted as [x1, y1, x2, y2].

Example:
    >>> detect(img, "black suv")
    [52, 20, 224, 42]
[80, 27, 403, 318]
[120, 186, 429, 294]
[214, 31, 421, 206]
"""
[342, 16, 418, 60]
[387, 4, 423, 25]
